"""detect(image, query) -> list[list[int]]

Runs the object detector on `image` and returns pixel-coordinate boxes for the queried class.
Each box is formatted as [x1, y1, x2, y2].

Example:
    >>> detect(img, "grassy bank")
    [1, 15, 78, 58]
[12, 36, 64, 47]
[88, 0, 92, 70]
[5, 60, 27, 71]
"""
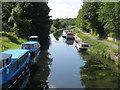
[0, 31, 27, 52]
[90, 33, 120, 46]
[73, 28, 120, 66]
[105, 39, 120, 46]
[73, 27, 91, 39]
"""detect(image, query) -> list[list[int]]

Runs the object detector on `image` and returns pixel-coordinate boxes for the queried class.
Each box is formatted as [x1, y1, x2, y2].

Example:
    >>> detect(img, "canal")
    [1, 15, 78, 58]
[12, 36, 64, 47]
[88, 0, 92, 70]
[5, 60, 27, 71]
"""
[25, 31, 119, 89]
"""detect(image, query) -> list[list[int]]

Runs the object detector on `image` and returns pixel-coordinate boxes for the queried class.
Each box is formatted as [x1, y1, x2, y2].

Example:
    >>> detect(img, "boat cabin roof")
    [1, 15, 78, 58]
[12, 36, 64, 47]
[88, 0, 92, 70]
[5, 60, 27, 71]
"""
[22, 41, 39, 45]
[2, 49, 28, 60]
[0, 53, 12, 61]
[67, 33, 74, 35]
[29, 36, 38, 38]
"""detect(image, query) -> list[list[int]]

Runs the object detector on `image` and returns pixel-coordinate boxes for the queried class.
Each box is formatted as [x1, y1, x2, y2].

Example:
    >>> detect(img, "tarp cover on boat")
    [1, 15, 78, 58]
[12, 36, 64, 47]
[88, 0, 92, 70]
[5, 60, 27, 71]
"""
[0, 53, 12, 61]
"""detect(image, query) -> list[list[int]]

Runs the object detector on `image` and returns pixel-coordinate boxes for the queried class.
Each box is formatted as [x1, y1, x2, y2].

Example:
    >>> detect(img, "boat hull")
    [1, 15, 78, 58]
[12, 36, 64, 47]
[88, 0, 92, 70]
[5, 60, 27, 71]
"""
[2, 64, 30, 89]
[29, 50, 40, 64]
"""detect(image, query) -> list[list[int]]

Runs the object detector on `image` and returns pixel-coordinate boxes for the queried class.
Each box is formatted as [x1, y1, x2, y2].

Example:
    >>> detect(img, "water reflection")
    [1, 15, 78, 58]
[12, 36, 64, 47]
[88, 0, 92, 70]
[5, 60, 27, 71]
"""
[53, 30, 63, 41]
[79, 52, 119, 88]
[25, 38, 52, 89]
[48, 34, 85, 88]
[27, 52, 52, 89]
[63, 38, 74, 45]
[23, 31, 120, 89]
[40, 37, 51, 53]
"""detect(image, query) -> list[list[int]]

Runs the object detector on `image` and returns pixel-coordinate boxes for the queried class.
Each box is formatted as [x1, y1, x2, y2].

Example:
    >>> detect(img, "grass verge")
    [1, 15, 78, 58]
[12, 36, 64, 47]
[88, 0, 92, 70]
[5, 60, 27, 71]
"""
[0, 31, 27, 52]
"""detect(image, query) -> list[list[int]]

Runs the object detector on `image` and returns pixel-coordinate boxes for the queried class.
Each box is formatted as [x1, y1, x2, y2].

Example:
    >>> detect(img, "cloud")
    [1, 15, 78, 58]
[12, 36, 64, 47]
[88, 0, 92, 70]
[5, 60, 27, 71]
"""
[48, 3, 80, 19]
[48, 0, 83, 19]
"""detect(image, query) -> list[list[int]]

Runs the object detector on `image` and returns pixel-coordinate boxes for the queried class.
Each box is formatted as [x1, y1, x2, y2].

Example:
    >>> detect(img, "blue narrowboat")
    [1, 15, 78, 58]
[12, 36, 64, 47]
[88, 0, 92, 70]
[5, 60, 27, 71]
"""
[21, 41, 40, 64]
[0, 49, 30, 89]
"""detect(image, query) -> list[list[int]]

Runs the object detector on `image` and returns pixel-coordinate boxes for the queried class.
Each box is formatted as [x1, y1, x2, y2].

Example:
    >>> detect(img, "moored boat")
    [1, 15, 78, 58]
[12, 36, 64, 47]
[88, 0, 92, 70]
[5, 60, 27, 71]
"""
[75, 42, 89, 51]
[62, 30, 71, 38]
[0, 49, 30, 89]
[29, 36, 38, 41]
[21, 41, 40, 64]
[66, 32, 74, 40]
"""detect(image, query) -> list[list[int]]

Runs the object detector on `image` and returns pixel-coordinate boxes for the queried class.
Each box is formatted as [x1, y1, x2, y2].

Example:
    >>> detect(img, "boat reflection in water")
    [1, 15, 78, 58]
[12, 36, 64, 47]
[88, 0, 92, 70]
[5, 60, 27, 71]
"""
[25, 38, 52, 89]
[65, 39, 74, 45]
[63, 38, 74, 45]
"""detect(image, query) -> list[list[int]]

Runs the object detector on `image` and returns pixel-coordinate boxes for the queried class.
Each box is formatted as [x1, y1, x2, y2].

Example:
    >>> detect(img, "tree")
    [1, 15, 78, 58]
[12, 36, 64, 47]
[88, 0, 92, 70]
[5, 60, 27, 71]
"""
[98, 2, 120, 39]
[82, 2, 105, 38]
[2, 2, 17, 31]
[21, 2, 52, 43]
[53, 19, 61, 29]
[2, 2, 52, 43]
[8, 3, 31, 38]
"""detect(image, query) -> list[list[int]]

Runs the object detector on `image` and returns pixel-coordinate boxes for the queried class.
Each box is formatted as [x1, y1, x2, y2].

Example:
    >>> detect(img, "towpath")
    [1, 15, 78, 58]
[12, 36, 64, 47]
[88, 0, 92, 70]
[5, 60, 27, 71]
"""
[78, 28, 120, 50]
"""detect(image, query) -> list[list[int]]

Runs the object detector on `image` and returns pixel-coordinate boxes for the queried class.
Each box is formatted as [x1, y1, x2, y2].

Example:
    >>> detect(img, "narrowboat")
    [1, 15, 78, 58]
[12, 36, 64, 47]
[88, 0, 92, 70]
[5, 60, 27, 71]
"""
[66, 32, 74, 40]
[74, 36, 82, 43]
[75, 42, 89, 51]
[62, 30, 69, 38]
[21, 41, 40, 64]
[29, 36, 38, 41]
[62, 30, 74, 38]
[0, 49, 30, 89]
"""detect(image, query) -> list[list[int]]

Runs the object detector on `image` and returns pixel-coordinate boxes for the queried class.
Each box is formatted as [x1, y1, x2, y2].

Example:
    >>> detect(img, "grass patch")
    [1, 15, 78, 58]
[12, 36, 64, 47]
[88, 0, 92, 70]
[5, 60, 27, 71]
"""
[0, 31, 27, 52]
[104, 39, 120, 47]
[90, 34, 99, 39]
[73, 27, 91, 39]
[87, 42, 120, 62]
[77, 32, 91, 39]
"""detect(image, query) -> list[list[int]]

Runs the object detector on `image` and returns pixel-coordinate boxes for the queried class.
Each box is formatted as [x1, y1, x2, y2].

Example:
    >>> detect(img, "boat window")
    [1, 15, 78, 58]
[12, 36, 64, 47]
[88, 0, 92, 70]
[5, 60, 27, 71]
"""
[2, 60, 5, 67]
[37, 43, 40, 48]
[34, 44, 37, 49]
[0, 61, 3, 69]
[22, 45, 32, 49]
[34, 43, 39, 49]
[14, 61, 18, 72]
[29, 38, 38, 41]
[6, 57, 11, 66]
[19, 53, 28, 66]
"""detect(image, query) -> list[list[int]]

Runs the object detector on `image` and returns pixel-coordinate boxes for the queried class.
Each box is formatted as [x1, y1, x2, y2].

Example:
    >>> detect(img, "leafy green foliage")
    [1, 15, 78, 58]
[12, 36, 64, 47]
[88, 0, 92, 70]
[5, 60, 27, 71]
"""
[0, 31, 27, 52]
[2, 2, 52, 45]
[21, 2, 52, 44]
[76, 2, 120, 40]
[53, 18, 76, 31]
[53, 19, 61, 29]
[98, 2, 120, 39]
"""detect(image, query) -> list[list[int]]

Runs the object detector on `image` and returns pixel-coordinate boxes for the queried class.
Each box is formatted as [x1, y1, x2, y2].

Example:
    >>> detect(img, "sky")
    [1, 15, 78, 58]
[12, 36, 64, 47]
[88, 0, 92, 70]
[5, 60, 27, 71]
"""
[48, 0, 83, 19]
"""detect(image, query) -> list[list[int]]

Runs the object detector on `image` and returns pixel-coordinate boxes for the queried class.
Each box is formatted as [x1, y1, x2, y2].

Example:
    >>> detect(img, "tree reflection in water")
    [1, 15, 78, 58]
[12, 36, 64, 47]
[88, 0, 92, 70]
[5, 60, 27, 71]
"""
[79, 51, 119, 88]
[53, 30, 63, 40]
[26, 38, 53, 89]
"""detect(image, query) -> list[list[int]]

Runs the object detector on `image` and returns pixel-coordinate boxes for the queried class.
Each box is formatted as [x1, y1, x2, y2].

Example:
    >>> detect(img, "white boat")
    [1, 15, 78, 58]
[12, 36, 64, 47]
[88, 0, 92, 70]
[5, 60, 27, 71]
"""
[66, 32, 74, 40]
[75, 42, 89, 51]
[29, 36, 38, 41]
[62, 30, 69, 38]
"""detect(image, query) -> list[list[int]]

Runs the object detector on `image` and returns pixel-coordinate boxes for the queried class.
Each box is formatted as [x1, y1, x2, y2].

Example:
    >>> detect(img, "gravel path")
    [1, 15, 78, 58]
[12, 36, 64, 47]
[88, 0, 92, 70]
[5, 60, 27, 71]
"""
[78, 29, 120, 50]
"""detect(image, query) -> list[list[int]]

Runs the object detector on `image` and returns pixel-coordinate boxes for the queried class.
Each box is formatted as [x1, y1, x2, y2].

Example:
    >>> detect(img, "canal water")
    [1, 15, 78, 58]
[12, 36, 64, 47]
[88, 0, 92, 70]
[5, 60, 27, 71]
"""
[47, 34, 85, 88]
[25, 31, 119, 89]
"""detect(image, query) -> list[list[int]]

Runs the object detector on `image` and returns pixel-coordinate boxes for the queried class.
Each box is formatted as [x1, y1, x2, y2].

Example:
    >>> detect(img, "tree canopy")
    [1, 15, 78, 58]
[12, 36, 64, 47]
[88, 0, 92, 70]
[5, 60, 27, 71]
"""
[76, 2, 120, 39]
[2, 2, 52, 44]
